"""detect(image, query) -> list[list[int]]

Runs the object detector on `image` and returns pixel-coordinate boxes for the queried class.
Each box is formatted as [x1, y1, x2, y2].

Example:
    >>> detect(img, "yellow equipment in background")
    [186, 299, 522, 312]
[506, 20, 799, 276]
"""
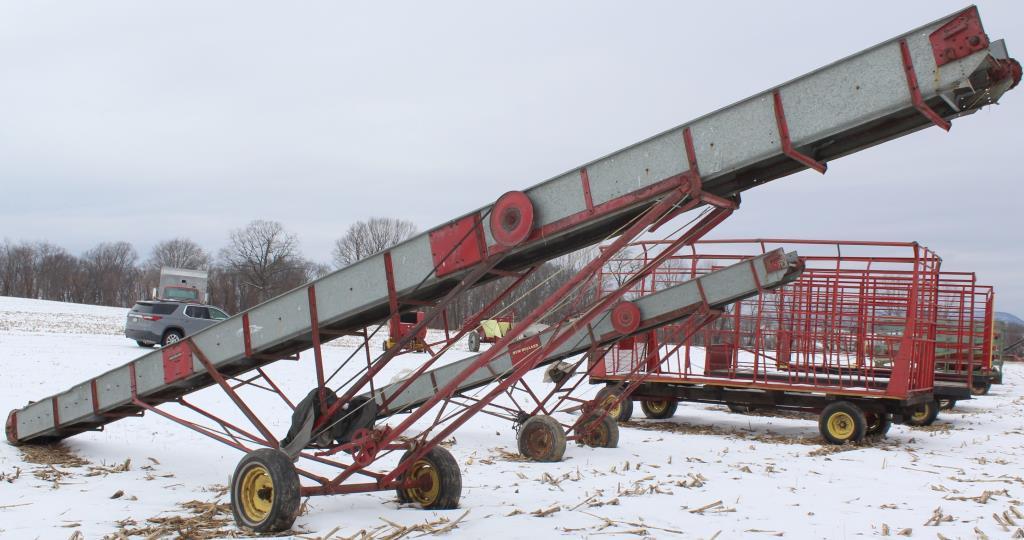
[467, 316, 513, 352]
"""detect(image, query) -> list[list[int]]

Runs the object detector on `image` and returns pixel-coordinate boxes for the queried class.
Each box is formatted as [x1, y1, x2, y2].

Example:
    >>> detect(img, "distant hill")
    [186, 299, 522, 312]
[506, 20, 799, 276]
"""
[996, 311, 1024, 326]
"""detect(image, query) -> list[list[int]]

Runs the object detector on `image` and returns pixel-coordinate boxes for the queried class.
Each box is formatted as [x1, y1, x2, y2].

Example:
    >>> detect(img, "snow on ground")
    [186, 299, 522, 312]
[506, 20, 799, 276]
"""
[2, 296, 1024, 539]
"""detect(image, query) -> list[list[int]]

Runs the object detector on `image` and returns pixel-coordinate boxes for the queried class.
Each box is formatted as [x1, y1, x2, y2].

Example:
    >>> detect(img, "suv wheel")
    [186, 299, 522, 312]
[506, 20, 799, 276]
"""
[162, 330, 184, 347]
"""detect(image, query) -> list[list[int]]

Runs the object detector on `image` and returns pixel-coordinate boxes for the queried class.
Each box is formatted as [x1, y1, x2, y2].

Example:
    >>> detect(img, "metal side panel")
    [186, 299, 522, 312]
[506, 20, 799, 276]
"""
[389, 236, 441, 294]
[586, 128, 690, 206]
[96, 365, 133, 410]
[369, 249, 799, 414]
[194, 316, 246, 368]
[136, 350, 173, 396]
[249, 287, 314, 352]
[315, 255, 390, 326]
[784, 43, 908, 145]
[17, 400, 54, 439]
[56, 382, 95, 426]
[690, 97, 780, 179]
[529, 170, 589, 227]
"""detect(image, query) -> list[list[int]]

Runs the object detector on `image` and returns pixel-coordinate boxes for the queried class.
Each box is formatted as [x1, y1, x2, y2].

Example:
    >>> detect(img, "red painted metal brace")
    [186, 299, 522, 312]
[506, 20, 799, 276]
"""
[308, 285, 328, 414]
[580, 167, 595, 213]
[51, 397, 60, 430]
[899, 39, 952, 132]
[772, 90, 828, 174]
[383, 252, 402, 343]
[91, 380, 100, 415]
[242, 313, 253, 357]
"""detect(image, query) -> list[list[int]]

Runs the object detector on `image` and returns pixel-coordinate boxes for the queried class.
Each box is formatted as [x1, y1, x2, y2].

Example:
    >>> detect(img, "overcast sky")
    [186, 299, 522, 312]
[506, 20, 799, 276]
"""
[1, 1, 1022, 312]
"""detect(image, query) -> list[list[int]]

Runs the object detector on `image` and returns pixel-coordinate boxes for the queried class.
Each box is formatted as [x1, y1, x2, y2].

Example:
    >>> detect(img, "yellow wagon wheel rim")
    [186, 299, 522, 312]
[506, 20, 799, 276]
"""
[601, 395, 622, 418]
[911, 407, 929, 422]
[646, 400, 669, 414]
[239, 465, 274, 523]
[405, 459, 441, 505]
[826, 411, 855, 439]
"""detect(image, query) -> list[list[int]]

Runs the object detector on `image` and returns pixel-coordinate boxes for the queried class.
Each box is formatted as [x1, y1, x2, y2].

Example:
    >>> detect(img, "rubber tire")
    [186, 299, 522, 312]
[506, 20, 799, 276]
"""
[467, 331, 481, 353]
[136, 340, 155, 348]
[595, 387, 633, 422]
[864, 411, 892, 438]
[161, 330, 184, 347]
[517, 414, 566, 462]
[640, 399, 678, 420]
[819, 401, 867, 445]
[905, 399, 939, 427]
[938, 399, 957, 411]
[230, 449, 301, 533]
[971, 380, 992, 396]
[394, 447, 462, 509]
[580, 414, 619, 449]
[726, 403, 752, 414]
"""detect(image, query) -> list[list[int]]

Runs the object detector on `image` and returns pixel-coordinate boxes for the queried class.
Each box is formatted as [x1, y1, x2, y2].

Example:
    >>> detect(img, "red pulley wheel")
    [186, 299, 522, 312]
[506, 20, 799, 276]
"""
[610, 302, 642, 335]
[5, 410, 18, 445]
[489, 191, 535, 248]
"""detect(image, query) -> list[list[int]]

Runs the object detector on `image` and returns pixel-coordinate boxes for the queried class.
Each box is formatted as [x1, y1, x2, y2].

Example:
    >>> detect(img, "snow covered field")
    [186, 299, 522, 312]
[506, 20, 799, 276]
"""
[1, 296, 1023, 539]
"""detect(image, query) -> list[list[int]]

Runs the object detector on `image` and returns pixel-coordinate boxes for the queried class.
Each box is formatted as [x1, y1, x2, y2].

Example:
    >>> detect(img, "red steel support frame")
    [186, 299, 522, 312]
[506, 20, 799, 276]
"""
[509, 203, 737, 440]
[188, 340, 280, 448]
[96, 120, 749, 503]
[357, 185, 701, 490]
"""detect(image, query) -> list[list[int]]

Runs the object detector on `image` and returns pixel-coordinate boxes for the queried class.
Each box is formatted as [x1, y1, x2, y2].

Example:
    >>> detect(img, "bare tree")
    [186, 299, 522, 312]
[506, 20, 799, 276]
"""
[0, 241, 39, 298]
[218, 220, 305, 307]
[80, 241, 140, 307]
[332, 217, 417, 268]
[146, 238, 211, 271]
[141, 238, 211, 298]
[36, 243, 82, 302]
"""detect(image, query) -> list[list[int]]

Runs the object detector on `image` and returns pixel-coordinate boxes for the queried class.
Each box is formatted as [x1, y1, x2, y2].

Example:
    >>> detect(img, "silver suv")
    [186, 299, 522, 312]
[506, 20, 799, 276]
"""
[125, 301, 229, 347]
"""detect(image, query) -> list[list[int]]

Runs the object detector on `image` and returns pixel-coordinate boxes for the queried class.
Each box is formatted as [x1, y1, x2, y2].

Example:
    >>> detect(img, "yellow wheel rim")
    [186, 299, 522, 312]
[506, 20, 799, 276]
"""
[827, 411, 855, 439]
[911, 407, 928, 422]
[601, 395, 621, 418]
[239, 465, 274, 523]
[646, 400, 669, 414]
[404, 459, 440, 506]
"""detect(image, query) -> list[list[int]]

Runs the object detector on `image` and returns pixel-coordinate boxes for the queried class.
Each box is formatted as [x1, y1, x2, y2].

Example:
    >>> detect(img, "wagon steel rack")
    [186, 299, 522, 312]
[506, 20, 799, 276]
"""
[590, 238, 967, 443]
[5, 6, 1019, 533]
[814, 271, 997, 404]
[932, 274, 997, 396]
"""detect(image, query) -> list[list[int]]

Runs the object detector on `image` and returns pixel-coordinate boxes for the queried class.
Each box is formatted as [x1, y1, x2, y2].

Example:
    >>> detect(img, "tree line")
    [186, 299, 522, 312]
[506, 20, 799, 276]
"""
[0, 216, 604, 329]
[0, 219, 330, 314]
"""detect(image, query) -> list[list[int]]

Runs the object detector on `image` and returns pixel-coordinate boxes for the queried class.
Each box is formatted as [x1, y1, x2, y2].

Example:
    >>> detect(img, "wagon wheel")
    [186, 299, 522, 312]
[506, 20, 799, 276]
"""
[818, 401, 867, 445]
[640, 399, 677, 419]
[971, 380, 991, 396]
[579, 414, 619, 449]
[230, 449, 301, 533]
[864, 411, 892, 438]
[517, 415, 566, 462]
[726, 403, 753, 414]
[467, 331, 481, 352]
[394, 447, 462, 509]
[595, 386, 633, 422]
[904, 399, 939, 427]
